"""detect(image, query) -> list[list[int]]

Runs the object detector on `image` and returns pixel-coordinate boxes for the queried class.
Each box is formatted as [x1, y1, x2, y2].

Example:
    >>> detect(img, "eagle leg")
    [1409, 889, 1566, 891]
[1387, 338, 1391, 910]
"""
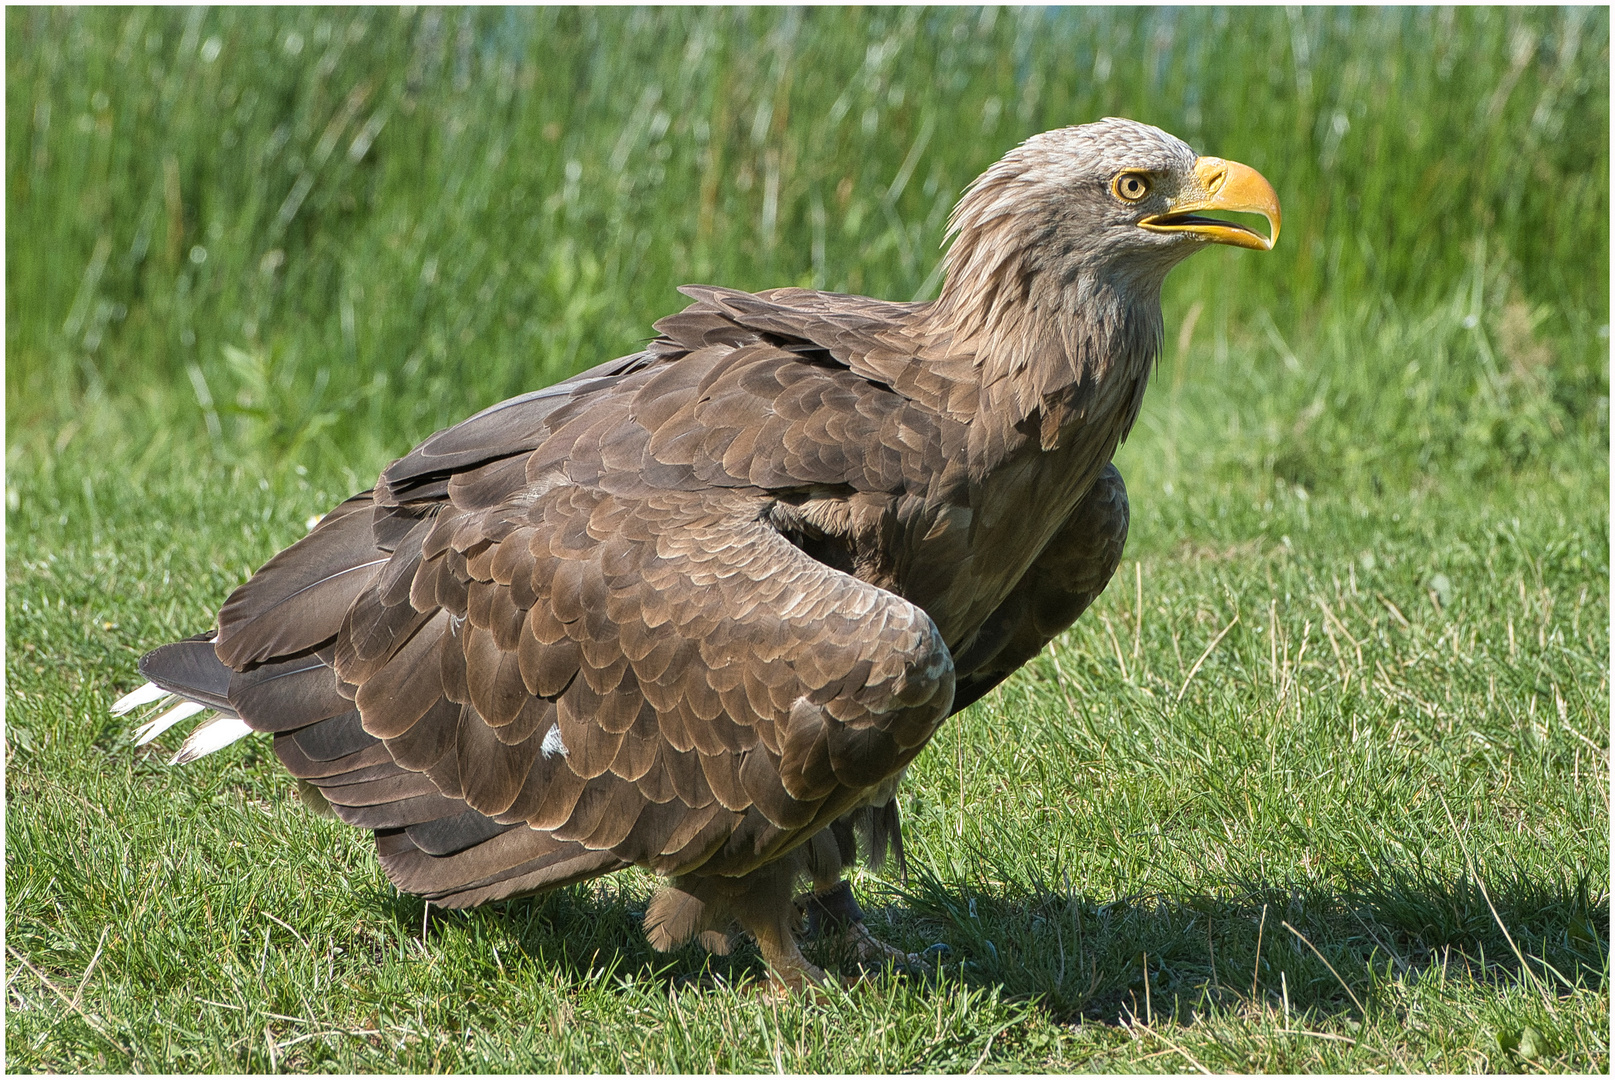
[749, 912, 831, 994]
[733, 884, 833, 994]
[697, 860, 833, 993]
[804, 879, 929, 974]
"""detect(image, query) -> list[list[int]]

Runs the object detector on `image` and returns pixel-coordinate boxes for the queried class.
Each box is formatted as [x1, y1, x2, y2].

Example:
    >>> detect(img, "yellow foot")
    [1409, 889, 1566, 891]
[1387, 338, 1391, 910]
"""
[741, 957, 842, 1002]
[768, 955, 830, 993]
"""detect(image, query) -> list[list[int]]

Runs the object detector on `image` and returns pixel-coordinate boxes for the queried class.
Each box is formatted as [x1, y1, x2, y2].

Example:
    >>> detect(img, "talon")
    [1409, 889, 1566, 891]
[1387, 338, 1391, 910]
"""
[818, 919, 933, 974]
[743, 895, 835, 999]
[752, 959, 850, 1004]
[802, 880, 932, 976]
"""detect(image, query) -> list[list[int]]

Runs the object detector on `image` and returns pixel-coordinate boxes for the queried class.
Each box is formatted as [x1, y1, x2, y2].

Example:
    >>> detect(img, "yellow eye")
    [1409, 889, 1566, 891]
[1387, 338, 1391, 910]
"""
[1114, 172, 1151, 201]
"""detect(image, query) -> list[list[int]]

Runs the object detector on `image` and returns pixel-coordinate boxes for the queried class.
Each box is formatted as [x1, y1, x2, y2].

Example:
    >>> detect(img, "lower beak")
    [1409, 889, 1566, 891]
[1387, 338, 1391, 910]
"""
[1140, 157, 1281, 251]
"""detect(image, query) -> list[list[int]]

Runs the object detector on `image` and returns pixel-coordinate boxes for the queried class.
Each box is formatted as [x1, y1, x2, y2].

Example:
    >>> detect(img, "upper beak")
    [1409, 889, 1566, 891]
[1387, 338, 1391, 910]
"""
[1140, 157, 1281, 251]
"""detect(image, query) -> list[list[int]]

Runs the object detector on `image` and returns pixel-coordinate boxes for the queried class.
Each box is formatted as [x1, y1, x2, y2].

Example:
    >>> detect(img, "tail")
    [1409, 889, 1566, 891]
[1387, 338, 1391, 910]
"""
[114, 490, 387, 763]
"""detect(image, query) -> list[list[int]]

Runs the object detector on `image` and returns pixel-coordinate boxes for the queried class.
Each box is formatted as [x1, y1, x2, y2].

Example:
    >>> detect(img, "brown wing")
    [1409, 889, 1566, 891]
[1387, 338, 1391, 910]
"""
[209, 481, 952, 908]
[339, 482, 952, 901]
[375, 348, 667, 506]
[199, 298, 958, 908]
[947, 463, 1129, 712]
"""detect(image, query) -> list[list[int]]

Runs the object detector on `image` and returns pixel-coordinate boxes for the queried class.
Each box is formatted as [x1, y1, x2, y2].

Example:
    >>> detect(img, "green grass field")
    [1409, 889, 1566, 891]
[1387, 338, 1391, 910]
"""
[7, 7, 1609, 1072]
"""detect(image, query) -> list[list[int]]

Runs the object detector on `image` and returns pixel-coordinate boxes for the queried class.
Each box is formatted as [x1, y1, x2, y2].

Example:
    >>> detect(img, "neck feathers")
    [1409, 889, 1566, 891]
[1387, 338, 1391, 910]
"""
[919, 165, 1164, 455]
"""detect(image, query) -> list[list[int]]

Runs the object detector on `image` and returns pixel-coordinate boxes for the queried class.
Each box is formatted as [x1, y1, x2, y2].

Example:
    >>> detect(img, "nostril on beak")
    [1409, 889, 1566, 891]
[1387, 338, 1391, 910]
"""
[1193, 157, 1231, 197]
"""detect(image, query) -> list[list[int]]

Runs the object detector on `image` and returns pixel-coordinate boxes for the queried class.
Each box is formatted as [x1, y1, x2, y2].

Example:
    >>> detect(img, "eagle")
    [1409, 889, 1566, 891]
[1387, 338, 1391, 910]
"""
[115, 118, 1278, 991]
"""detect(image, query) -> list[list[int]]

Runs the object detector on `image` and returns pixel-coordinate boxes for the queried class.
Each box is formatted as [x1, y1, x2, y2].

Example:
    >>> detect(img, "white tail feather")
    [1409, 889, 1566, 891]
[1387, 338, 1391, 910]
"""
[170, 715, 254, 765]
[112, 682, 170, 715]
[134, 700, 207, 745]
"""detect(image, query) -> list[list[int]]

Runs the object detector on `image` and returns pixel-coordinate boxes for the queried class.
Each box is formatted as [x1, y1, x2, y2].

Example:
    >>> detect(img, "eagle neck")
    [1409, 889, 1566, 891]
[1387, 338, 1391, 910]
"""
[927, 237, 1165, 476]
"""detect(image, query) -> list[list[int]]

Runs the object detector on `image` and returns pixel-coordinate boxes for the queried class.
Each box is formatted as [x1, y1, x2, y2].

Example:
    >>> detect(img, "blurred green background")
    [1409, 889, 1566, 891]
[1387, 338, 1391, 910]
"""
[6, 6, 1608, 486]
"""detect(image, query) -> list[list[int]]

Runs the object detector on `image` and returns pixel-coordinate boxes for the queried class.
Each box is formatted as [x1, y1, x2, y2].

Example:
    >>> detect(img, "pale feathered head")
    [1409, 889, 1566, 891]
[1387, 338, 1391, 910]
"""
[941, 117, 1280, 305]
[932, 118, 1281, 440]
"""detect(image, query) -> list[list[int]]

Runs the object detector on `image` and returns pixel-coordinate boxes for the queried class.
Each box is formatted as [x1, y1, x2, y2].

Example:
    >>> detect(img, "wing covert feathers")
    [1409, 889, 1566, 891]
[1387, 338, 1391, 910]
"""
[332, 474, 953, 896]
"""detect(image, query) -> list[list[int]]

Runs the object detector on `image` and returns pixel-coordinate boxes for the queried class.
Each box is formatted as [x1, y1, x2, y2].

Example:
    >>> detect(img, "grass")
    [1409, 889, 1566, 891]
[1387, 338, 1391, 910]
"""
[6, 7, 1609, 1073]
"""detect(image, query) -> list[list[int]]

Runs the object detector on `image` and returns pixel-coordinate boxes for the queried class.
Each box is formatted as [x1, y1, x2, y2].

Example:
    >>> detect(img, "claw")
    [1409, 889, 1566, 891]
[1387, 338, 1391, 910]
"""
[801, 879, 936, 977]
[813, 919, 937, 975]
[745, 899, 837, 999]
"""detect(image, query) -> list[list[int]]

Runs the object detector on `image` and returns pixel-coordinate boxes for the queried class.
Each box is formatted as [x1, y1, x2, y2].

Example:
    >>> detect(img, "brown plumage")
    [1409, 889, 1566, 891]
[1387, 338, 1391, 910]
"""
[118, 118, 1278, 990]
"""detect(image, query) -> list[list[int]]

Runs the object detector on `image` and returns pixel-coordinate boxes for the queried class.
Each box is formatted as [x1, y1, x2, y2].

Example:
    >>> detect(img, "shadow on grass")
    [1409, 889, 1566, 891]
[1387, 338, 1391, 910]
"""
[370, 880, 762, 994]
[368, 854, 1608, 1024]
[891, 855, 1610, 1024]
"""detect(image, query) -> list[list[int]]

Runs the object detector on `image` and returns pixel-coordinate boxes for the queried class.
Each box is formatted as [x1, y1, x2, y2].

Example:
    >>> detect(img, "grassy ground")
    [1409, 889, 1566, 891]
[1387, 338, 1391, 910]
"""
[7, 7, 1609, 1073]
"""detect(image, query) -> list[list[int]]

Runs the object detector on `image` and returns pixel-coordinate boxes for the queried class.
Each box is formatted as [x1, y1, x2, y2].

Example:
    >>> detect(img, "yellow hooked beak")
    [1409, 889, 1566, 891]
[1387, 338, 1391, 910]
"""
[1140, 157, 1281, 251]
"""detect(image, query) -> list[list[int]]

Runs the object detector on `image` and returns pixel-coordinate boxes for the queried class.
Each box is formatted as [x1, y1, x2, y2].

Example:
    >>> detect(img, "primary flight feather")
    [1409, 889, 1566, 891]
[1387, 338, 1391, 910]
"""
[117, 118, 1278, 990]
